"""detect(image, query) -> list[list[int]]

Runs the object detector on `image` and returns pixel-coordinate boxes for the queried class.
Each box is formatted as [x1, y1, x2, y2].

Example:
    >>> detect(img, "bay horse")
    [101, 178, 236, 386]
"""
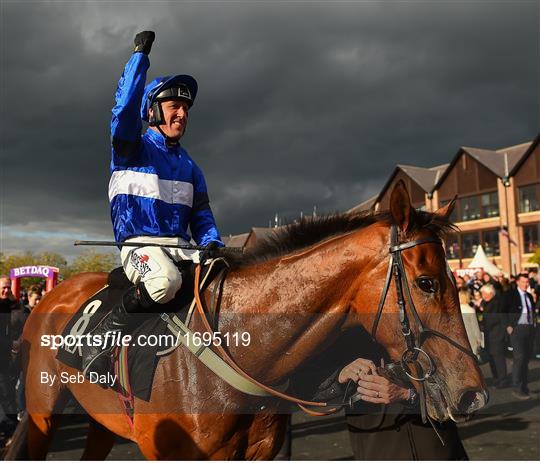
[23, 181, 487, 459]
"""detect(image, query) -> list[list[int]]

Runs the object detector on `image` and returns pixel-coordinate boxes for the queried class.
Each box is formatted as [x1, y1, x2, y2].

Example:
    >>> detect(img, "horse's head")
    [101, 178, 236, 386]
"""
[352, 180, 487, 422]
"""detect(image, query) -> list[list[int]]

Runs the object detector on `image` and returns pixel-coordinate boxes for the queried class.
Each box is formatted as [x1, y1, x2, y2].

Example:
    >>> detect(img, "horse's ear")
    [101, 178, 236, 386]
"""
[436, 195, 457, 220]
[390, 180, 414, 232]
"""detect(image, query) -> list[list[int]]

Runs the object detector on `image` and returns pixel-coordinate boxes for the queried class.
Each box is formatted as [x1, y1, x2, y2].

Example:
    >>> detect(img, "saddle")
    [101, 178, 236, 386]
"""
[56, 258, 228, 401]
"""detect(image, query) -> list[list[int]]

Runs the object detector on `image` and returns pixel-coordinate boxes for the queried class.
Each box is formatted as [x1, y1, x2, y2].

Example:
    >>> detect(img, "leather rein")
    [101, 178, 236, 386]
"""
[191, 224, 476, 418]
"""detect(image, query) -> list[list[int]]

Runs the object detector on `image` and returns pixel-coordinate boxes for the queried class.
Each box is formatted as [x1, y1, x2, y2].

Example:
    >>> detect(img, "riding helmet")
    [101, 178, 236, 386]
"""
[141, 75, 198, 126]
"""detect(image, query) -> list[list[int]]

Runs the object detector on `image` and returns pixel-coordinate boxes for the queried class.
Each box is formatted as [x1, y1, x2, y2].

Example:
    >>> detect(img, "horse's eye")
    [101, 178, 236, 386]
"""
[416, 277, 438, 294]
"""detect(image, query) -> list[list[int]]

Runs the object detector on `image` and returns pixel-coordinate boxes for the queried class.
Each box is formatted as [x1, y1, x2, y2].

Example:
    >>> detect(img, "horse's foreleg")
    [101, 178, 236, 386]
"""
[81, 416, 117, 460]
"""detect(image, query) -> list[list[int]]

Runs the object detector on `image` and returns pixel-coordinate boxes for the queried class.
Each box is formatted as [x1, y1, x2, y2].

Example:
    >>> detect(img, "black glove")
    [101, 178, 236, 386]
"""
[200, 241, 221, 264]
[134, 31, 155, 55]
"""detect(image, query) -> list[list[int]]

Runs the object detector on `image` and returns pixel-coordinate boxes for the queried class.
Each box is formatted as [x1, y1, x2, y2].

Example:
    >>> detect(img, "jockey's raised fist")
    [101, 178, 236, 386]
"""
[134, 31, 155, 55]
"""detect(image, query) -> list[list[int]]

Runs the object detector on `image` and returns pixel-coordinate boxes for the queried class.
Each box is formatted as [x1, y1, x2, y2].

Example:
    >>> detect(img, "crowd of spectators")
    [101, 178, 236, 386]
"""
[457, 269, 540, 400]
[0, 276, 43, 444]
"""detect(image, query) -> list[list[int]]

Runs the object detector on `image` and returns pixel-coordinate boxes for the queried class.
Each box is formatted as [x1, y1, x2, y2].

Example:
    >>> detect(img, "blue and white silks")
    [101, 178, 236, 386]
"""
[109, 52, 223, 247]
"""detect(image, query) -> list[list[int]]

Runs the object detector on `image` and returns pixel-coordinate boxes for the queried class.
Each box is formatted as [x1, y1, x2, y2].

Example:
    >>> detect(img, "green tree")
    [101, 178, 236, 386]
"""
[64, 251, 120, 278]
[528, 248, 540, 266]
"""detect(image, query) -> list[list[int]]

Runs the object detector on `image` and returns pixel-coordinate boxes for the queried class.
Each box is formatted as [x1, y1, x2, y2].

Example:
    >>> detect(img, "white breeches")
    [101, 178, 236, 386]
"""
[120, 236, 201, 304]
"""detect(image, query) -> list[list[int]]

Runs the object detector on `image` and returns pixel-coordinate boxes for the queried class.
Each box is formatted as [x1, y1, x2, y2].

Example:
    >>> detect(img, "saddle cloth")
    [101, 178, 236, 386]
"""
[56, 261, 226, 401]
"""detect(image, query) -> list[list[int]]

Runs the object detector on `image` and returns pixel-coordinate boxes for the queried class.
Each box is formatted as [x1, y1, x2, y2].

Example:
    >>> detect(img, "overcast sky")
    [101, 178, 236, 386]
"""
[1, 1, 538, 260]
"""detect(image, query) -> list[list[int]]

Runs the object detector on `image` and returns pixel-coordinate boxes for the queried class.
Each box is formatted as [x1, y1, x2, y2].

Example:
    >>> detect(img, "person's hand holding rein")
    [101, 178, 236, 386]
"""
[339, 358, 411, 405]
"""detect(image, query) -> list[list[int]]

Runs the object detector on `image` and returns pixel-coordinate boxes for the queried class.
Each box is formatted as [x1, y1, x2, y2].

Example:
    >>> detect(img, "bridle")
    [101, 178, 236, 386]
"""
[371, 224, 477, 426]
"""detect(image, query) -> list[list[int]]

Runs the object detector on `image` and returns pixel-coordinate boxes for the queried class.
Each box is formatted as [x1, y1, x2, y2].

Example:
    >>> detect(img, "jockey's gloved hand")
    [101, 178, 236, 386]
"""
[134, 31, 155, 55]
[200, 241, 220, 264]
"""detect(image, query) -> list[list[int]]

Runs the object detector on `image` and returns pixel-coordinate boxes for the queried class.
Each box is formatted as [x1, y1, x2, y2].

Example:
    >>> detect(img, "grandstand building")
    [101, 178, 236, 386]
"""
[360, 134, 540, 275]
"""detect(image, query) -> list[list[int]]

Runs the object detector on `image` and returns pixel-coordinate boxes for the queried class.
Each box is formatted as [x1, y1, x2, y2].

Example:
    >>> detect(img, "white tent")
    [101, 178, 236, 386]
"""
[468, 245, 503, 276]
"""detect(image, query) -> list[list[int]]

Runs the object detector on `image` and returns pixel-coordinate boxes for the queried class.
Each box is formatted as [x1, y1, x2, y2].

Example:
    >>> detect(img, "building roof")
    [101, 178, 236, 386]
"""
[222, 232, 250, 248]
[347, 195, 377, 214]
[434, 139, 534, 190]
[370, 162, 449, 207]
[250, 227, 279, 241]
[509, 133, 540, 176]
[397, 163, 449, 193]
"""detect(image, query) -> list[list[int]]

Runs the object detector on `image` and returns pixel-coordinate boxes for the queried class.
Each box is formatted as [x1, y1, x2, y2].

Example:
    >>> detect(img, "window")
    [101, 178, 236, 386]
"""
[444, 229, 501, 260]
[523, 223, 540, 253]
[445, 233, 460, 259]
[461, 232, 481, 258]
[450, 192, 500, 222]
[460, 196, 481, 221]
[481, 192, 499, 218]
[482, 229, 500, 256]
[518, 183, 540, 213]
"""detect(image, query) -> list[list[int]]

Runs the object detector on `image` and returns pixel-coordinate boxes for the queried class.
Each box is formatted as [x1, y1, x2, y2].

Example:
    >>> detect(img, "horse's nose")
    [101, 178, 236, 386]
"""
[457, 388, 489, 415]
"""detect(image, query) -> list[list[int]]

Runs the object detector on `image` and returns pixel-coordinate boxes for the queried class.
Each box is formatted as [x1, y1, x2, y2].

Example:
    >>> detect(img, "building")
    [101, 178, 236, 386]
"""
[223, 227, 281, 249]
[224, 134, 539, 276]
[354, 134, 540, 275]
[372, 164, 448, 212]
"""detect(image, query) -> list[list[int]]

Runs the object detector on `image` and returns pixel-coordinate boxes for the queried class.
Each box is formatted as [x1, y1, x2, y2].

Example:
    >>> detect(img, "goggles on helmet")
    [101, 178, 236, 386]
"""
[155, 84, 193, 106]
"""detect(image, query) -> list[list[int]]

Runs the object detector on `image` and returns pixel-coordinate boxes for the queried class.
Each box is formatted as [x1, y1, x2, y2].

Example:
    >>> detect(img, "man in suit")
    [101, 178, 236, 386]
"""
[480, 284, 508, 388]
[505, 273, 538, 400]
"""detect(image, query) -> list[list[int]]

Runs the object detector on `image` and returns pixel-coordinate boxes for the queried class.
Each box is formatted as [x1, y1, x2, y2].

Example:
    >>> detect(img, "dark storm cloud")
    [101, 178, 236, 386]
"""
[1, 1, 538, 258]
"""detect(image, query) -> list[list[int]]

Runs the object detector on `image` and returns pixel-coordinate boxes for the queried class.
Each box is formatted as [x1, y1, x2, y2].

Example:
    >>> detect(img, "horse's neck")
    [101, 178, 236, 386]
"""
[214, 231, 379, 383]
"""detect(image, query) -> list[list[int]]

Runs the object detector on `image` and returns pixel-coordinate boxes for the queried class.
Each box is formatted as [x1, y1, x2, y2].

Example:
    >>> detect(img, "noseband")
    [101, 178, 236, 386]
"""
[371, 225, 477, 425]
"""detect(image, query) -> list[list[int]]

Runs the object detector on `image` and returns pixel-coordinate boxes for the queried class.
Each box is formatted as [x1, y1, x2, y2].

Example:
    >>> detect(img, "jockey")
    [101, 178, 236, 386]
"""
[82, 31, 224, 377]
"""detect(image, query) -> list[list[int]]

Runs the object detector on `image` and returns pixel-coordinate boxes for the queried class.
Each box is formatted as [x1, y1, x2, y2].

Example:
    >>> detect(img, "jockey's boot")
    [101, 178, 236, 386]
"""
[81, 285, 144, 379]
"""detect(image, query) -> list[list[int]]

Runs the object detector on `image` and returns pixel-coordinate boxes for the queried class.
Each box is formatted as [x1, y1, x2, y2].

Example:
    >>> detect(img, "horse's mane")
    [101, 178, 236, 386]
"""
[221, 209, 456, 270]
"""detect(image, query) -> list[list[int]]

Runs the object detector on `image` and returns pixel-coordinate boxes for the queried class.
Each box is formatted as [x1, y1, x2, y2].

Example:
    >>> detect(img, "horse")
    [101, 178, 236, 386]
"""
[23, 181, 487, 459]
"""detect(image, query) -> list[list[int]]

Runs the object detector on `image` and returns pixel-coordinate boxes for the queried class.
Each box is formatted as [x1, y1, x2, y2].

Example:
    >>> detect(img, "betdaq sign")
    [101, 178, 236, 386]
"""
[10, 266, 58, 279]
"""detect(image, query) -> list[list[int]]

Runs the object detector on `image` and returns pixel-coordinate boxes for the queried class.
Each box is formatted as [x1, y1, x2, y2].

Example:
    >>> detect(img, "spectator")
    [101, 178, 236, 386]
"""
[504, 273, 537, 400]
[342, 335, 467, 459]
[528, 269, 538, 293]
[289, 329, 467, 460]
[508, 275, 517, 291]
[471, 290, 483, 313]
[11, 287, 41, 419]
[471, 270, 484, 294]
[480, 284, 509, 388]
[482, 272, 492, 285]
[0, 277, 18, 434]
[459, 289, 482, 357]
[500, 276, 511, 293]
[489, 274, 503, 293]
[12, 286, 40, 340]
[535, 274, 540, 360]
